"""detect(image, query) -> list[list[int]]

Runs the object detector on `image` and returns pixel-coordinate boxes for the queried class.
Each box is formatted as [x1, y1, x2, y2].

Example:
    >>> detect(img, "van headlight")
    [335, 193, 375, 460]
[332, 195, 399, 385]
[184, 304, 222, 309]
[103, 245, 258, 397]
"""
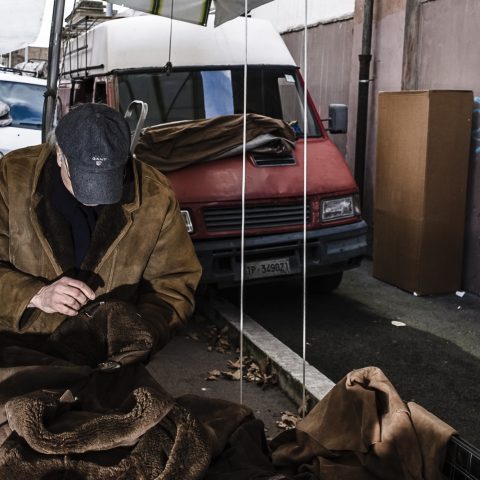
[321, 195, 360, 222]
[181, 210, 194, 233]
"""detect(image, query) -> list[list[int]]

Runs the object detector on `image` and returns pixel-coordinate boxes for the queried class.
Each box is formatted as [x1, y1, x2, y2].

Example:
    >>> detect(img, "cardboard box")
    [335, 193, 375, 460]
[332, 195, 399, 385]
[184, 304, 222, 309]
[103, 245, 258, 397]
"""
[373, 90, 473, 294]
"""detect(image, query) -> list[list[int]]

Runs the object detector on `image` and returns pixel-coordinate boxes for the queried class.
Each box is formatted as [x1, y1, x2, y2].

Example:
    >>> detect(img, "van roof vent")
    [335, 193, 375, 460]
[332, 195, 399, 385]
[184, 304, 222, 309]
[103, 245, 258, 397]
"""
[252, 154, 296, 167]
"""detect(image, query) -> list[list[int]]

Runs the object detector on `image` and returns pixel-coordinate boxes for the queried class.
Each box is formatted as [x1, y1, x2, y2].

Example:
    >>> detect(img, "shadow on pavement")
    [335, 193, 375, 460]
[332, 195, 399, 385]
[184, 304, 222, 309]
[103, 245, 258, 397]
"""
[223, 280, 480, 447]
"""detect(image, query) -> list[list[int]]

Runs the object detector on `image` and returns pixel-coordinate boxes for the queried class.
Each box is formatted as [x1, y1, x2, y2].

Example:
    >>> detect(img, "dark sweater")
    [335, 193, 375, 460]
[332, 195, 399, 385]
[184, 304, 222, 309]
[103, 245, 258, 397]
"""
[50, 162, 103, 268]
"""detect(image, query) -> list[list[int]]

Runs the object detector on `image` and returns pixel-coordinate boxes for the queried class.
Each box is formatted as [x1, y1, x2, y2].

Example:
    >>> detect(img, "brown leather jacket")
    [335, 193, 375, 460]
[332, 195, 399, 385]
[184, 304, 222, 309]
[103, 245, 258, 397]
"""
[0, 144, 202, 350]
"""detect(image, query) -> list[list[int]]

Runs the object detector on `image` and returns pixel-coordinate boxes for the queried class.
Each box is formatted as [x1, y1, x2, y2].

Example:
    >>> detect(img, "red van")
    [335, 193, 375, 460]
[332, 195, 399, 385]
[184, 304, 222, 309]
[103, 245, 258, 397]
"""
[58, 14, 367, 290]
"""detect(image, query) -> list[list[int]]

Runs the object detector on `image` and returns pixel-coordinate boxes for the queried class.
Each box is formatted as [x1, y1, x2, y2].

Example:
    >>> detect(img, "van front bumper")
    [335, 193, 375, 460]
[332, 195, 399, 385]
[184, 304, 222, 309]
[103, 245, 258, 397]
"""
[194, 220, 368, 286]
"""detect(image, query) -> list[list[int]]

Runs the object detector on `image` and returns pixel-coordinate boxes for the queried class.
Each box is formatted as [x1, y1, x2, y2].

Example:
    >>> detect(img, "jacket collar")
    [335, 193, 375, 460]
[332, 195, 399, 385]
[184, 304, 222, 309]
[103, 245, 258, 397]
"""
[30, 144, 141, 282]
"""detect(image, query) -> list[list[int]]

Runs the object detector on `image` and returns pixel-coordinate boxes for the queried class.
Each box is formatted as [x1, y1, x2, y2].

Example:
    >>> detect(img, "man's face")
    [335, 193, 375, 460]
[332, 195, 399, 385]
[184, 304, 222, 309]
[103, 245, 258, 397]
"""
[55, 145, 98, 206]
[56, 145, 74, 196]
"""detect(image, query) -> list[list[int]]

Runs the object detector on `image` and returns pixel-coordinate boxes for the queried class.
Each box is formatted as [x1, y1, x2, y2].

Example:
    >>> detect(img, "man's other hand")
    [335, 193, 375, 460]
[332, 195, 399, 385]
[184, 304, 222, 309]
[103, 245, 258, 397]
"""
[28, 277, 96, 316]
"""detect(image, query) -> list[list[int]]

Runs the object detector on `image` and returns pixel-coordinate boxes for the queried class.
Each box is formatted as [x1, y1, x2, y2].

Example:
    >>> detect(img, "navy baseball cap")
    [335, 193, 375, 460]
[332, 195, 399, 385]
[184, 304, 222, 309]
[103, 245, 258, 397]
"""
[55, 103, 131, 205]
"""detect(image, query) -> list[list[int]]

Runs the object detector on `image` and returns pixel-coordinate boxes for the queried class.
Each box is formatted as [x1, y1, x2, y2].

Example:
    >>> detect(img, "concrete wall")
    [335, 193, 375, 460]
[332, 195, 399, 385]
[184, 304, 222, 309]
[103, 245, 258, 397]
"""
[281, 18, 354, 155]
[350, 0, 480, 293]
[359, 0, 480, 293]
[347, 0, 408, 226]
[412, 0, 480, 293]
[281, 0, 480, 294]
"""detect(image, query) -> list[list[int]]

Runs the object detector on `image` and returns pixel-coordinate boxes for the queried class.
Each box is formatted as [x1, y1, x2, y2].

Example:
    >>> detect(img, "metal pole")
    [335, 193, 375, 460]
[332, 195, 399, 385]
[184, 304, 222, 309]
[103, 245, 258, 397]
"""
[106, 3, 113, 17]
[42, 0, 66, 142]
[354, 0, 374, 203]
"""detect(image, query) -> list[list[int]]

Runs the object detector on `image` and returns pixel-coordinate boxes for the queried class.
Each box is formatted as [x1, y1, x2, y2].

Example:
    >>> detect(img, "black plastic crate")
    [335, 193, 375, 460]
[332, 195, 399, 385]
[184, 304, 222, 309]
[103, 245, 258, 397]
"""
[444, 436, 480, 480]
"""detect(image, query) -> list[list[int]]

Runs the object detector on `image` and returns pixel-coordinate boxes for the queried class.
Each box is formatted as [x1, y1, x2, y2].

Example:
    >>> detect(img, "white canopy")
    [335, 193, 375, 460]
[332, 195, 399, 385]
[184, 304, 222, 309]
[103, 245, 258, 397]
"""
[0, 0, 47, 55]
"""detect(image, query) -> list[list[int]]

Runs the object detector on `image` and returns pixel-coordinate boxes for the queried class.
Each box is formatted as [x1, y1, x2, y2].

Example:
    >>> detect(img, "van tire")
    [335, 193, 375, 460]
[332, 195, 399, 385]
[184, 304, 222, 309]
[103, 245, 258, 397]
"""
[307, 272, 343, 294]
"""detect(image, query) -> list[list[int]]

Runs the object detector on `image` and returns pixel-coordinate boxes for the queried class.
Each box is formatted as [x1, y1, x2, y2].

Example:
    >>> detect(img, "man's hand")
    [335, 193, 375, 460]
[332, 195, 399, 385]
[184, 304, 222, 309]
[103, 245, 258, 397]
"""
[28, 277, 95, 316]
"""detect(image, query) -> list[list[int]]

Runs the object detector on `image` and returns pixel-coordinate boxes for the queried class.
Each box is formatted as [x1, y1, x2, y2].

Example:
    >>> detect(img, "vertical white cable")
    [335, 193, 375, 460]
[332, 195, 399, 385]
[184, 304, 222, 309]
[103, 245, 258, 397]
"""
[302, 0, 308, 418]
[168, 0, 174, 65]
[239, 0, 248, 405]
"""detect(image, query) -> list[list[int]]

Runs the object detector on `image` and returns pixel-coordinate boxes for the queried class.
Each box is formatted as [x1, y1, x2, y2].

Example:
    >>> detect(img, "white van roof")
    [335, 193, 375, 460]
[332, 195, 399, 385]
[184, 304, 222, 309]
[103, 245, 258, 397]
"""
[0, 71, 47, 86]
[63, 15, 297, 77]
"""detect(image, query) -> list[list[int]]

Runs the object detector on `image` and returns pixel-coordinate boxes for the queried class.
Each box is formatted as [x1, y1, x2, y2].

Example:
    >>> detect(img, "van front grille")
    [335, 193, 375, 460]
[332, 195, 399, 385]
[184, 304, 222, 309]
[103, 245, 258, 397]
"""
[204, 203, 311, 232]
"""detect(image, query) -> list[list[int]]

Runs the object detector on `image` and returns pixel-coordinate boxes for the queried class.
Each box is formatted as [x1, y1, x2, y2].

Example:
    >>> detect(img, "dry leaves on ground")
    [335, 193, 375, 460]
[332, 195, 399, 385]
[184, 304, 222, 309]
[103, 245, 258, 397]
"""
[221, 368, 242, 381]
[206, 325, 233, 354]
[205, 369, 222, 381]
[216, 356, 278, 388]
[276, 411, 301, 430]
[186, 331, 201, 341]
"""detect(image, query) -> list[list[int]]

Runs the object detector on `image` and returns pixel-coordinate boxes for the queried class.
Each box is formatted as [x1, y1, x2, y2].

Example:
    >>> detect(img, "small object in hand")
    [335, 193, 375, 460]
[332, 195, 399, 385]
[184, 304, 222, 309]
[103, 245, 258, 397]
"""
[83, 301, 105, 318]
[96, 360, 121, 372]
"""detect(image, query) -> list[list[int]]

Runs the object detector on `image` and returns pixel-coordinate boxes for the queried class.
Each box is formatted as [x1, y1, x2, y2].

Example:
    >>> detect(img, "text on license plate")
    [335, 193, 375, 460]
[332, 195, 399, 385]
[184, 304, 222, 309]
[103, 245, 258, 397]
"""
[245, 258, 291, 280]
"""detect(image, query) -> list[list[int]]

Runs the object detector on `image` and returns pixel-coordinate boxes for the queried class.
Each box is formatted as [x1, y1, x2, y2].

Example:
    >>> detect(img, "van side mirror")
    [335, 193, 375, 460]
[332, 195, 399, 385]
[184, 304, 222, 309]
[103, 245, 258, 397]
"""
[328, 104, 348, 134]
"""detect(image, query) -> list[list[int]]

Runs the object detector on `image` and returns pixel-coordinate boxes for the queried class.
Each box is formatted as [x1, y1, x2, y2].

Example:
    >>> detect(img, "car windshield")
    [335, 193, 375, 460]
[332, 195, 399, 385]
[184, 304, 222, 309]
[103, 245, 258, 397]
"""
[118, 67, 321, 137]
[0, 79, 45, 130]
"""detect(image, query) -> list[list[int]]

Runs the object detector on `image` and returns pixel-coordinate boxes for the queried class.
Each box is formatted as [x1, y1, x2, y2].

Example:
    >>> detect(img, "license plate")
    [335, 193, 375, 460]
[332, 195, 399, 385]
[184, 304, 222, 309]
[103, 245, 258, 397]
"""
[245, 258, 291, 280]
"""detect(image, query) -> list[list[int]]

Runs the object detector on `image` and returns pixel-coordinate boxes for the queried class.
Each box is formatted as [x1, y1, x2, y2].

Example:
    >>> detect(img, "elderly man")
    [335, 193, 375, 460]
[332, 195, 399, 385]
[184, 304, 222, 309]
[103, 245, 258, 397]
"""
[0, 103, 201, 355]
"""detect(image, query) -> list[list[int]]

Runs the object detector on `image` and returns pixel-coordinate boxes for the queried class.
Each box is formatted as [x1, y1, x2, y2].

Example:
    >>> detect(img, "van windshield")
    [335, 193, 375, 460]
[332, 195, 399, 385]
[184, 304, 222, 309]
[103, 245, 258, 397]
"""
[0, 80, 45, 130]
[118, 67, 321, 137]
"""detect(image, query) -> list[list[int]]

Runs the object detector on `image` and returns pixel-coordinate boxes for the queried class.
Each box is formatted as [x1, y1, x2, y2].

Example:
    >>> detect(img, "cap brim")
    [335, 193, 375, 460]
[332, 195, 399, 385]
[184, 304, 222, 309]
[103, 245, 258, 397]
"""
[70, 167, 124, 205]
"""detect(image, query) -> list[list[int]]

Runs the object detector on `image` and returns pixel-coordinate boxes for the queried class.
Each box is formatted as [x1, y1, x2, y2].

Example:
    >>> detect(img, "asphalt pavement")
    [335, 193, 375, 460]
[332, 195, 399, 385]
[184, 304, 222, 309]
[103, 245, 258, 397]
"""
[147, 316, 297, 438]
[222, 259, 480, 447]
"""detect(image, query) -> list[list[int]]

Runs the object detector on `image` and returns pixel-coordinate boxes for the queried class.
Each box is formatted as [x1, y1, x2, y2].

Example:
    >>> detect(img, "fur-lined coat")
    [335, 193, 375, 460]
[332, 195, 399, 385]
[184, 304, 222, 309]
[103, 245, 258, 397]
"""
[0, 144, 202, 350]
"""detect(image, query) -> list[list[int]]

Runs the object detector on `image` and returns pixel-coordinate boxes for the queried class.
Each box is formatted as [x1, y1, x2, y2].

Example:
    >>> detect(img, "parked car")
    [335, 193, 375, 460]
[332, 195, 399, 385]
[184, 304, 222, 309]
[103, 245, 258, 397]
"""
[58, 14, 368, 290]
[0, 70, 46, 158]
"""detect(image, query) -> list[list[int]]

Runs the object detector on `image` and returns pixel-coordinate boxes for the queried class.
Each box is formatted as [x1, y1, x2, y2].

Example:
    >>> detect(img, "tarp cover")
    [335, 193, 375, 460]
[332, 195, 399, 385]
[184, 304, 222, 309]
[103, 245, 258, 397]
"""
[106, 0, 211, 25]
[134, 113, 296, 172]
[213, 0, 277, 27]
[105, 0, 275, 26]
